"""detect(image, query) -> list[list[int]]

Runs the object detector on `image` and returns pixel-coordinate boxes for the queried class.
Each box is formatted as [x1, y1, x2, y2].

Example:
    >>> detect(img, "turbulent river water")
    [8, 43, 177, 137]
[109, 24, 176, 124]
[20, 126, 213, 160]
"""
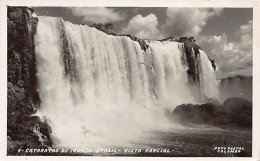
[34, 16, 223, 149]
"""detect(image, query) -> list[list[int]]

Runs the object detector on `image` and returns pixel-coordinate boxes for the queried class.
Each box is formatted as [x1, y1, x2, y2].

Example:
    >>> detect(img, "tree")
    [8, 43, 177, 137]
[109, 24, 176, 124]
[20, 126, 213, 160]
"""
[90, 23, 115, 35]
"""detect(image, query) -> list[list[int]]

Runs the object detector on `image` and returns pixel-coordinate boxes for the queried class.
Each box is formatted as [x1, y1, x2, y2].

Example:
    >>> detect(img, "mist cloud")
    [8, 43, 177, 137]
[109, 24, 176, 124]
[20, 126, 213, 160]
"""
[122, 14, 162, 39]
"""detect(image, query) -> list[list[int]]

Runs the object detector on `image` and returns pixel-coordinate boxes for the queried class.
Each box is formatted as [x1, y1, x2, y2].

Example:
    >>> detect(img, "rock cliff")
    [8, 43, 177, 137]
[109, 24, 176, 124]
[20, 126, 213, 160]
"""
[7, 7, 52, 155]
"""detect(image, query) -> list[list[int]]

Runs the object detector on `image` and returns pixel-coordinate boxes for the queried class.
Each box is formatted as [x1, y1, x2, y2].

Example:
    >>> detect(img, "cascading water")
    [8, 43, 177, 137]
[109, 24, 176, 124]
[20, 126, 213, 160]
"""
[199, 50, 220, 100]
[34, 16, 219, 148]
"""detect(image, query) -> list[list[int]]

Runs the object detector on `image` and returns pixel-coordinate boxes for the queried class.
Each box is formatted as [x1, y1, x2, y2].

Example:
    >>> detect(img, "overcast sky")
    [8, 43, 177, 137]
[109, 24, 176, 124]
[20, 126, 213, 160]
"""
[33, 7, 253, 79]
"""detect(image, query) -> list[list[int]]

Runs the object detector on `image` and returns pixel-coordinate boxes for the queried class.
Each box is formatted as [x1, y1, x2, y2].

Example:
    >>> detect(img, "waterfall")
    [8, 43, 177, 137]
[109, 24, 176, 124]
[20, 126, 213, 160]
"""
[199, 50, 220, 100]
[34, 16, 219, 148]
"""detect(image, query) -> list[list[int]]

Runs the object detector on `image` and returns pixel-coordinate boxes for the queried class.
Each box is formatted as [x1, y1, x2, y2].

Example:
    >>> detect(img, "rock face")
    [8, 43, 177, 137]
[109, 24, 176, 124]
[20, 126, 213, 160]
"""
[223, 97, 252, 127]
[177, 37, 202, 84]
[172, 97, 252, 128]
[7, 7, 52, 155]
[8, 7, 39, 102]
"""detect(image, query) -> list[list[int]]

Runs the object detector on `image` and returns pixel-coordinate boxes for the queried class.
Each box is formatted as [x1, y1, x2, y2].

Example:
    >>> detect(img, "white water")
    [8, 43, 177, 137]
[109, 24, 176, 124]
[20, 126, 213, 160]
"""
[199, 50, 220, 100]
[34, 16, 219, 148]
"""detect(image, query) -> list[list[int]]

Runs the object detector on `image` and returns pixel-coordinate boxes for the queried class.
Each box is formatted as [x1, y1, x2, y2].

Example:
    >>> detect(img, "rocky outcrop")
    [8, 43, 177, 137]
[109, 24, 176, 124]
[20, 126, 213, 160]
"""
[223, 97, 252, 127]
[171, 97, 252, 128]
[209, 59, 216, 70]
[7, 7, 52, 155]
[177, 37, 202, 84]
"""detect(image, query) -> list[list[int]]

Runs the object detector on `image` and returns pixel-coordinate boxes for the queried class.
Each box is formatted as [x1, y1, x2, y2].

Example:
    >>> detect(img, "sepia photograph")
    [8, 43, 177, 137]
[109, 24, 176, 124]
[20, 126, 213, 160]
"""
[2, 0, 259, 160]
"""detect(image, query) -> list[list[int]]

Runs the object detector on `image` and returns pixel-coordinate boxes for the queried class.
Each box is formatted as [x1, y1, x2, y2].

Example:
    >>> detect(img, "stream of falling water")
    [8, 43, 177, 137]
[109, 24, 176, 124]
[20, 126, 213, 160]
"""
[34, 16, 219, 148]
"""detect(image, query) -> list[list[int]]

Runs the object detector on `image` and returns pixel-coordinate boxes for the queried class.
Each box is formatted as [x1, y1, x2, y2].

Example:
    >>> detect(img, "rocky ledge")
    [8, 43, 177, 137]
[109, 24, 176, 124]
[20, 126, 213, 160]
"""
[170, 97, 252, 128]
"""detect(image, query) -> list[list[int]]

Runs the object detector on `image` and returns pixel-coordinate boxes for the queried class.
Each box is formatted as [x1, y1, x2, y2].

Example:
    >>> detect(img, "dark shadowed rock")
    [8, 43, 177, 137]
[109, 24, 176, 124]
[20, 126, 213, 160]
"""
[178, 37, 201, 84]
[172, 97, 252, 128]
[7, 6, 52, 155]
[223, 97, 252, 127]
[173, 103, 223, 124]
[37, 122, 53, 146]
[209, 59, 216, 71]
